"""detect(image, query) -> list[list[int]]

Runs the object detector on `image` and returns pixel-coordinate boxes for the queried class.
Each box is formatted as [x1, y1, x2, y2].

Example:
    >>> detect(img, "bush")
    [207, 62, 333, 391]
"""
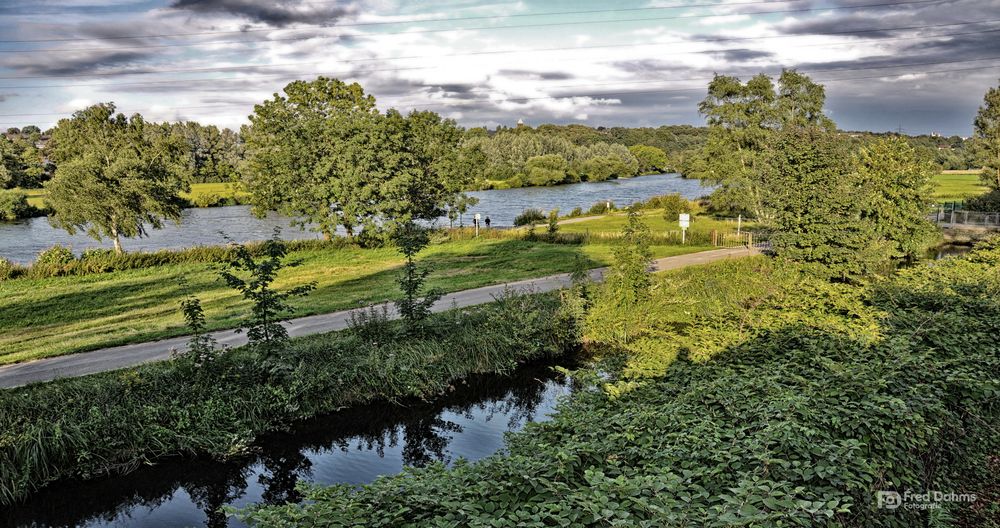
[0, 189, 37, 221]
[240, 242, 1000, 527]
[524, 154, 569, 186]
[659, 193, 694, 222]
[587, 201, 615, 215]
[966, 189, 1000, 211]
[0, 258, 13, 280]
[513, 208, 546, 226]
[189, 192, 226, 208]
[0, 292, 577, 506]
[567, 207, 583, 218]
[35, 245, 75, 266]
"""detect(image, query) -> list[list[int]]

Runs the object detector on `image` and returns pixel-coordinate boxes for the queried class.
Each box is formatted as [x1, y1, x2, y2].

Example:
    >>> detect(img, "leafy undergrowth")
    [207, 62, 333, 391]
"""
[0, 292, 578, 507]
[240, 242, 1000, 527]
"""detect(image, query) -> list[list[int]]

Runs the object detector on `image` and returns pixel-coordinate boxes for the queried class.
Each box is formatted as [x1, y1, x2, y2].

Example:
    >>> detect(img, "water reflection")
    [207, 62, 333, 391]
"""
[3, 363, 573, 528]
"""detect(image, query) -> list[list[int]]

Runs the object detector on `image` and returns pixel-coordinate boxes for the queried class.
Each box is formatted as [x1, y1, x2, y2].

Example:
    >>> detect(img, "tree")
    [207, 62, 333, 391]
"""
[604, 209, 653, 306]
[242, 77, 472, 240]
[764, 128, 886, 280]
[697, 70, 833, 220]
[972, 81, 1000, 190]
[628, 145, 668, 174]
[524, 154, 569, 186]
[855, 137, 937, 261]
[44, 103, 188, 253]
[219, 233, 315, 357]
[170, 121, 241, 183]
[392, 222, 441, 335]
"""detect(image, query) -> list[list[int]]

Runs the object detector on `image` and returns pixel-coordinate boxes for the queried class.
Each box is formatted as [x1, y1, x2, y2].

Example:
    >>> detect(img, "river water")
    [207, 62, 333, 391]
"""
[2, 363, 575, 528]
[0, 173, 708, 264]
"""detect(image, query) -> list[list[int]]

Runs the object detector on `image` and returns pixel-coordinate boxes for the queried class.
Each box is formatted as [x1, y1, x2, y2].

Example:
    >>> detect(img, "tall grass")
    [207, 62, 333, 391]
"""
[0, 291, 577, 506]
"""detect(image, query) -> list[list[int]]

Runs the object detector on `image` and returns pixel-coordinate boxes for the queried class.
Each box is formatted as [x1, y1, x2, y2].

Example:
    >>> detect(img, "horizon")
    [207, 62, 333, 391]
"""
[0, 0, 997, 136]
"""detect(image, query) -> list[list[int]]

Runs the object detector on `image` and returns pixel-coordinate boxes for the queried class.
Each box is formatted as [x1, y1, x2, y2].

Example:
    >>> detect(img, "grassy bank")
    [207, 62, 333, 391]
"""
[0, 292, 578, 506]
[0, 235, 711, 364]
[15, 182, 248, 212]
[933, 170, 987, 203]
[241, 240, 1000, 527]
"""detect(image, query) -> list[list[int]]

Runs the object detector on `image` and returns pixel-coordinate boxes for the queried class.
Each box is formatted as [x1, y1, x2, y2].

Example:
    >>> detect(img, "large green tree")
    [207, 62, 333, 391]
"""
[972, 81, 1000, 190]
[855, 137, 937, 261]
[696, 70, 833, 220]
[242, 77, 471, 239]
[44, 103, 188, 253]
[169, 121, 241, 183]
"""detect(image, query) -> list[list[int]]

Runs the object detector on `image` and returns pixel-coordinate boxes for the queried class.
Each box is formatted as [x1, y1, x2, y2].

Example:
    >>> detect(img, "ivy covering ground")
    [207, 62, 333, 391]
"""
[241, 242, 1000, 527]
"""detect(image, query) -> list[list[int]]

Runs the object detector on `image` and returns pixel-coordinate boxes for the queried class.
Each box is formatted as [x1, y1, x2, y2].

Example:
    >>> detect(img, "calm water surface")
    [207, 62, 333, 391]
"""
[2, 363, 575, 528]
[0, 173, 709, 264]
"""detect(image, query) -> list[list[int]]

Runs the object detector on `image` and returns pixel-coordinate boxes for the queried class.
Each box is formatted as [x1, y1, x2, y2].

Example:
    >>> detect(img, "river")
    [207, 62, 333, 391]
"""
[0, 173, 708, 264]
[2, 363, 575, 528]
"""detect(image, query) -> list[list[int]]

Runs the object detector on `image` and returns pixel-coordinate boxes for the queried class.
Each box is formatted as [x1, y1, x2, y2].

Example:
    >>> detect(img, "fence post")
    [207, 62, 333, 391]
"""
[747, 232, 753, 248]
[712, 230, 718, 246]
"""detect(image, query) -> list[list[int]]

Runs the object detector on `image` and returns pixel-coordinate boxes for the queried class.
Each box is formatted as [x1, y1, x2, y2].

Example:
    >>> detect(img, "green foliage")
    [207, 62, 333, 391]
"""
[239, 243, 1000, 527]
[567, 206, 583, 217]
[166, 121, 241, 184]
[697, 70, 834, 219]
[546, 209, 560, 238]
[0, 239, 351, 281]
[0, 258, 13, 280]
[628, 144, 669, 174]
[44, 103, 188, 253]
[0, 293, 574, 507]
[218, 233, 316, 356]
[972, 81, 1000, 189]
[588, 200, 615, 215]
[513, 208, 546, 226]
[242, 77, 472, 239]
[35, 245, 75, 266]
[176, 296, 221, 369]
[855, 137, 938, 260]
[600, 209, 652, 308]
[0, 189, 37, 220]
[766, 128, 888, 280]
[967, 188, 1000, 211]
[657, 193, 694, 222]
[524, 154, 570, 186]
[392, 222, 442, 335]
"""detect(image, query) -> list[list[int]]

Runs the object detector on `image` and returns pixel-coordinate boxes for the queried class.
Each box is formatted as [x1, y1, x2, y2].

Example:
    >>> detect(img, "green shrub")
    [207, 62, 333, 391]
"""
[0, 189, 37, 220]
[35, 245, 75, 266]
[0, 258, 13, 280]
[967, 189, 1000, 211]
[513, 208, 546, 226]
[659, 193, 694, 222]
[567, 207, 583, 218]
[0, 291, 576, 506]
[189, 192, 226, 208]
[587, 200, 615, 215]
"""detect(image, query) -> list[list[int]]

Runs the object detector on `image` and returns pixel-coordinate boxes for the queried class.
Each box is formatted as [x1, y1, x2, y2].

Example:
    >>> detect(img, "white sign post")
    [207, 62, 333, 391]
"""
[474, 213, 481, 237]
[678, 213, 690, 244]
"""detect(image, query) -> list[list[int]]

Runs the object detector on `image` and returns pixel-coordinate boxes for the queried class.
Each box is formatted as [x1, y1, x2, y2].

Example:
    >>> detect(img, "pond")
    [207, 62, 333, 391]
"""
[0, 173, 709, 264]
[2, 362, 576, 528]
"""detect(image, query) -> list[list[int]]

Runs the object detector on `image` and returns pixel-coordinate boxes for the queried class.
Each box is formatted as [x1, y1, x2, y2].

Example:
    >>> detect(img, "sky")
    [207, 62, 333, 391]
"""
[0, 0, 997, 136]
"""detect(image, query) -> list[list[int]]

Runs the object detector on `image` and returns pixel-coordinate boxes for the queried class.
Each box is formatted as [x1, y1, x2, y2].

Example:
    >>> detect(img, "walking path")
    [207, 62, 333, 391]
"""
[0, 246, 759, 388]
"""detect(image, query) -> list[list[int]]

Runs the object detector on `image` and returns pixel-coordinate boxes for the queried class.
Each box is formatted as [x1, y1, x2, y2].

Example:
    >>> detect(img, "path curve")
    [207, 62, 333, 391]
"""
[0, 247, 758, 388]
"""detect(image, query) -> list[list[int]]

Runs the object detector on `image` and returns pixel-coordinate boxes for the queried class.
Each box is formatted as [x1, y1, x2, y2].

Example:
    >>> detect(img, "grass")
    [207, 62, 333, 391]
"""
[558, 210, 759, 235]
[0, 237, 711, 365]
[15, 182, 247, 210]
[933, 170, 987, 203]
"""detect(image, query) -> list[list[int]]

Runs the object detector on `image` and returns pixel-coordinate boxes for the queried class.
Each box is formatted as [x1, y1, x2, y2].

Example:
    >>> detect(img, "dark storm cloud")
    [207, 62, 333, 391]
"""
[170, 0, 357, 27]
[496, 69, 575, 80]
[710, 49, 774, 62]
[0, 49, 158, 77]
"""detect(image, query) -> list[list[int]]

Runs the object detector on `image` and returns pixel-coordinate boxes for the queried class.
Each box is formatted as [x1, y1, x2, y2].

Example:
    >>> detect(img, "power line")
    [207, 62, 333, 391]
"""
[1, 59, 997, 119]
[0, 0, 943, 50]
[2, 21, 996, 83]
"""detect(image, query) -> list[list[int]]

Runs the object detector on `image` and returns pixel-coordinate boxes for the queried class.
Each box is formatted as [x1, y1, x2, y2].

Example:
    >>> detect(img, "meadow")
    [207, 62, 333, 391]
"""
[0, 235, 710, 365]
[932, 170, 988, 203]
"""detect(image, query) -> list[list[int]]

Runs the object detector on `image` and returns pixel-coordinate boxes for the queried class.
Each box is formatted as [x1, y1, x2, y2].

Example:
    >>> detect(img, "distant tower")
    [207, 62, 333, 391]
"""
[516, 118, 525, 127]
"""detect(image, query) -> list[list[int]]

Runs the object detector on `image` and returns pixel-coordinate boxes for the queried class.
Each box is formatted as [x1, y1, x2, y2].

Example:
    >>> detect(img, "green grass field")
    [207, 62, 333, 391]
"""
[933, 170, 987, 203]
[0, 237, 710, 365]
[559, 210, 758, 235]
[18, 182, 246, 210]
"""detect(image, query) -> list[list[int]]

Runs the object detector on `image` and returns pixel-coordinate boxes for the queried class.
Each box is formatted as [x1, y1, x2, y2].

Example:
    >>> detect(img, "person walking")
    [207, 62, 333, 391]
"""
[484, 216, 491, 228]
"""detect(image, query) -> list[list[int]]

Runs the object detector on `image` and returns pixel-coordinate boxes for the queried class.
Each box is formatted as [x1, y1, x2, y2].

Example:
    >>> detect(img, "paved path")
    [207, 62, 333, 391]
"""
[0, 247, 758, 389]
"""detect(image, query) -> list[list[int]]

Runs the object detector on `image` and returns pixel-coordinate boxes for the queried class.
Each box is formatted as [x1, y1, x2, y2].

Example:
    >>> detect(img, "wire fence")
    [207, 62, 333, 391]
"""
[933, 208, 1000, 228]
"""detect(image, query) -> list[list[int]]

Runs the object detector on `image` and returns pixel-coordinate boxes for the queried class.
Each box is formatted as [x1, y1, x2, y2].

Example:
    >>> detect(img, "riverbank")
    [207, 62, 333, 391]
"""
[0, 231, 713, 365]
[0, 292, 577, 507]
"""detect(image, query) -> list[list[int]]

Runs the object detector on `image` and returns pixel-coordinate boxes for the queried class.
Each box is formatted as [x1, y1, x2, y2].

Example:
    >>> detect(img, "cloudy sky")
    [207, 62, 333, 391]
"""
[0, 0, 997, 135]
